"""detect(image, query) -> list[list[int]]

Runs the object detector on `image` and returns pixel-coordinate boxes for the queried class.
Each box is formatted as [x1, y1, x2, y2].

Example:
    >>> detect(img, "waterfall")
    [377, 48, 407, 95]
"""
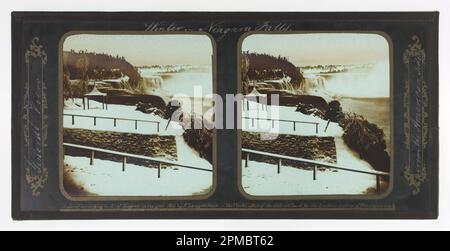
[136, 76, 165, 94]
[143, 76, 164, 89]
[299, 75, 337, 101]
[302, 76, 326, 91]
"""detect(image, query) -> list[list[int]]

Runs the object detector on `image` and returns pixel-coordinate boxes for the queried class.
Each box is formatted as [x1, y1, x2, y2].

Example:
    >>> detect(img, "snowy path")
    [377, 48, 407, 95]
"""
[64, 156, 212, 196]
[334, 137, 375, 172]
[242, 160, 376, 196]
[175, 137, 212, 170]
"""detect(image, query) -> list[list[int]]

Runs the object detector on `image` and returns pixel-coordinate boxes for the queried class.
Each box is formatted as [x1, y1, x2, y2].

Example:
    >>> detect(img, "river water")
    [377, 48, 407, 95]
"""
[303, 67, 391, 152]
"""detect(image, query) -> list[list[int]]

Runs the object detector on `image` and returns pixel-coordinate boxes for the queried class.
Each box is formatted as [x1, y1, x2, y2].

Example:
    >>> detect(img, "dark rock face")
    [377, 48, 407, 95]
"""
[181, 115, 213, 164]
[64, 128, 177, 168]
[135, 102, 164, 117]
[257, 91, 328, 111]
[296, 102, 325, 118]
[162, 99, 214, 164]
[164, 100, 183, 121]
[364, 146, 391, 173]
[242, 132, 336, 170]
[280, 95, 326, 110]
[89, 94, 167, 110]
[341, 113, 390, 173]
[324, 100, 345, 123]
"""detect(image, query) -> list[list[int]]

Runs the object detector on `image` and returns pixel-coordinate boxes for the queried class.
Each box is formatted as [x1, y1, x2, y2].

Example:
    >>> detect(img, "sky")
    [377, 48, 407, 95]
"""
[241, 33, 390, 66]
[63, 34, 213, 66]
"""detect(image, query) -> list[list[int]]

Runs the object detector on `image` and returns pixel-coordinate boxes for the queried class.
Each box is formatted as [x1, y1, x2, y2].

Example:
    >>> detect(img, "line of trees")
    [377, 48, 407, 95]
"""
[63, 50, 141, 87]
[242, 52, 304, 88]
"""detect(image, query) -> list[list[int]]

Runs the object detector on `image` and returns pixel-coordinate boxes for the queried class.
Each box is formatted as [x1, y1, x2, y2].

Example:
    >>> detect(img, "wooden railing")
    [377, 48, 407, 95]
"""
[63, 143, 212, 178]
[64, 113, 161, 132]
[242, 148, 389, 192]
[242, 116, 320, 134]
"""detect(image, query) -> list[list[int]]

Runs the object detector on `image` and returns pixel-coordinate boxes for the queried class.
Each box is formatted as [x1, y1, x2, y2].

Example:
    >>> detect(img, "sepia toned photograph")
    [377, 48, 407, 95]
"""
[11, 11, 440, 220]
[240, 33, 392, 196]
[61, 33, 215, 197]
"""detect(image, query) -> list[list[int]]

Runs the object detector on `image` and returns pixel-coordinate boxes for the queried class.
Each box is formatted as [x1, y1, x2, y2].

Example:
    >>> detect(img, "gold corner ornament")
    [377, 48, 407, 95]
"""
[24, 37, 49, 196]
[25, 37, 48, 64]
[403, 36, 429, 195]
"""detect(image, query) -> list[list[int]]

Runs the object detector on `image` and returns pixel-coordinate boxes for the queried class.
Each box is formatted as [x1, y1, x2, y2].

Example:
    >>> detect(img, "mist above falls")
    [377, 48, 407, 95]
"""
[301, 63, 390, 99]
[138, 67, 213, 98]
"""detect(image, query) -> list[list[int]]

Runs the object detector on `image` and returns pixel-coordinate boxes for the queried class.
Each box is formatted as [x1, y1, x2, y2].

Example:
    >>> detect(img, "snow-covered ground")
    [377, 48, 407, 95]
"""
[65, 156, 212, 196]
[242, 160, 375, 196]
[241, 100, 381, 195]
[64, 99, 183, 136]
[241, 100, 343, 137]
[63, 98, 213, 196]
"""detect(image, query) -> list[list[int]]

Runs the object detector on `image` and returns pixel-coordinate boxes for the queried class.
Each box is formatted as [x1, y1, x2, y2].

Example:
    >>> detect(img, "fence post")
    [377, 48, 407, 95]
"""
[277, 159, 282, 174]
[316, 123, 319, 134]
[324, 120, 330, 133]
[135, 120, 138, 130]
[122, 157, 126, 172]
[90, 151, 94, 165]
[313, 165, 317, 180]
[94, 117, 96, 126]
[293, 122, 296, 131]
[245, 153, 249, 168]
[71, 115, 74, 125]
[114, 118, 117, 127]
[376, 175, 381, 193]
[157, 122, 160, 132]
[158, 163, 161, 178]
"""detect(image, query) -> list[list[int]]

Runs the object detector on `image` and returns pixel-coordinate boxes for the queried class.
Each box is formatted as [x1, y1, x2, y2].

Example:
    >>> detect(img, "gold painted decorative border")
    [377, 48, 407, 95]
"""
[403, 36, 429, 195]
[24, 37, 49, 196]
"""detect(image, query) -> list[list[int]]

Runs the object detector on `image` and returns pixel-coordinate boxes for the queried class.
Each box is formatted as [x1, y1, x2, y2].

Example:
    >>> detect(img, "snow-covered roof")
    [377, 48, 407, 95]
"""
[263, 75, 291, 85]
[84, 86, 107, 96]
[103, 79, 122, 83]
[246, 87, 267, 97]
